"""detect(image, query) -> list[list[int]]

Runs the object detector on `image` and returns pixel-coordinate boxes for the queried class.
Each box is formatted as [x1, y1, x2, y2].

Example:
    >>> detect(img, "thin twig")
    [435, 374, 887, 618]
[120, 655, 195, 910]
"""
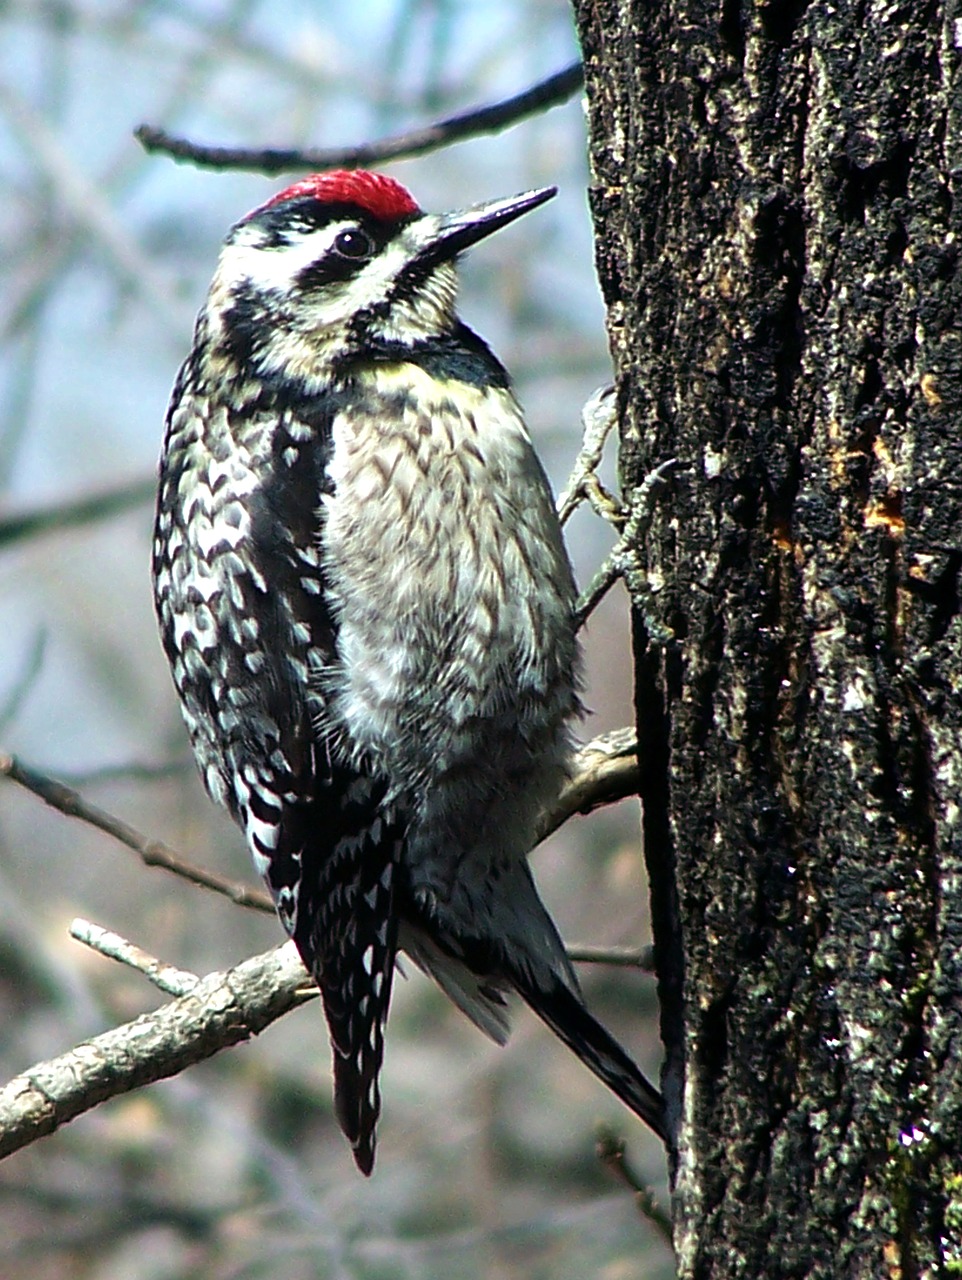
[0, 309, 42, 483]
[0, 81, 189, 334]
[0, 628, 46, 735]
[566, 944, 655, 971]
[574, 558, 625, 628]
[0, 475, 155, 548]
[0, 751, 274, 913]
[596, 1126, 673, 1243]
[58, 759, 193, 788]
[69, 918, 200, 997]
[0, 942, 314, 1161]
[135, 61, 584, 174]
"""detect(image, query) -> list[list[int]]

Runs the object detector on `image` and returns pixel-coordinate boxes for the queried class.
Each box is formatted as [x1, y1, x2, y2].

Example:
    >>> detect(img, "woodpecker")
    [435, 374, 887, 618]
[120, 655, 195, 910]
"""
[152, 169, 665, 1173]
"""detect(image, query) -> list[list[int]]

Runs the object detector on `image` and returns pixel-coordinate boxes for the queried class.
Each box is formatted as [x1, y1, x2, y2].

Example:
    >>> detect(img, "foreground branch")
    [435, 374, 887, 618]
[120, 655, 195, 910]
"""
[69, 918, 201, 997]
[538, 727, 640, 842]
[0, 943, 312, 1160]
[135, 62, 583, 175]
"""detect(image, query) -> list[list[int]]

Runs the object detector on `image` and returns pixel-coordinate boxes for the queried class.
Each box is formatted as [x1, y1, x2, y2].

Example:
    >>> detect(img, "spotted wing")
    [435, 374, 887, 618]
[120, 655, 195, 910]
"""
[246, 414, 404, 1174]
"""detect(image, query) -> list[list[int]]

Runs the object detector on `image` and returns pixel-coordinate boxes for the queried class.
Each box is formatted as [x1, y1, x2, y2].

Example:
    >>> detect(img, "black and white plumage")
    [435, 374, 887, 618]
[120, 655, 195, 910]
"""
[152, 170, 665, 1172]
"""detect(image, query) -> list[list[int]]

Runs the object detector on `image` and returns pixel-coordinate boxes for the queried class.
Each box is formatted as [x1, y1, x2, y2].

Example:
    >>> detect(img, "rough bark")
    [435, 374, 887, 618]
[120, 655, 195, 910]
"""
[571, 2, 962, 1276]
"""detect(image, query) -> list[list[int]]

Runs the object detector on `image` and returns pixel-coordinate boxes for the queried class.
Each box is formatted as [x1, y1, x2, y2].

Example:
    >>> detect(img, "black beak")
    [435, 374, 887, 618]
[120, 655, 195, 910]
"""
[417, 186, 557, 264]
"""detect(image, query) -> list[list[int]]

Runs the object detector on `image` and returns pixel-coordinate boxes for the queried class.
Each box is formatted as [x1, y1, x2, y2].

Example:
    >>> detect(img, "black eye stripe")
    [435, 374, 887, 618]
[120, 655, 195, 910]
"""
[295, 254, 367, 291]
[294, 223, 377, 291]
[250, 203, 389, 292]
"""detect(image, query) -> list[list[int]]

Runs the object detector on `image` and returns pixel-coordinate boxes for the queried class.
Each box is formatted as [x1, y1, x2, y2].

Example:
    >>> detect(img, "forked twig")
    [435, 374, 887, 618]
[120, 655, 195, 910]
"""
[69, 918, 201, 997]
[0, 942, 313, 1160]
[596, 1126, 672, 1242]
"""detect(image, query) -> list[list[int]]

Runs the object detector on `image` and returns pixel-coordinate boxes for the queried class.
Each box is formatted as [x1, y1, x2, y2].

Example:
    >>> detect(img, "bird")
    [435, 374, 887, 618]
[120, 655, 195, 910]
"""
[152, 168, 665, 1173]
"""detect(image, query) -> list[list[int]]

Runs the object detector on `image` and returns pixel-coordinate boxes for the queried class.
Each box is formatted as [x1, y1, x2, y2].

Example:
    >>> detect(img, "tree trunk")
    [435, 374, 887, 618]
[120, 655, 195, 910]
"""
[570, 2, 962, 1276]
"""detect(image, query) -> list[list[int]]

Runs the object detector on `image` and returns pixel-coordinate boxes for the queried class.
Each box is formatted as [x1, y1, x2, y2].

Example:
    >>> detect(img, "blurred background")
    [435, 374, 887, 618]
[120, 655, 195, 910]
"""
[0, 2, 670, 1276]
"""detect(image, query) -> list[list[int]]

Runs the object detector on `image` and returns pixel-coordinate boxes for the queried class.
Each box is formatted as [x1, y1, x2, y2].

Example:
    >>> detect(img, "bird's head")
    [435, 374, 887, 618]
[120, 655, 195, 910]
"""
[204, 169, 555, 383]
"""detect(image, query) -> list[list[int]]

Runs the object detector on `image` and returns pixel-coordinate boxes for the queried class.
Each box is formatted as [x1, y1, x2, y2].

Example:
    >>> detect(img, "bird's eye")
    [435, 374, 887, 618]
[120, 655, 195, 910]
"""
[333, 228, 374, 260]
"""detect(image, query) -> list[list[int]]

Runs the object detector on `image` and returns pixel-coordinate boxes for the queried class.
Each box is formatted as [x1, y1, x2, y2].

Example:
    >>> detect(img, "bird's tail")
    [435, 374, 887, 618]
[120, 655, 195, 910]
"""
[317, 855, 398, 1177]
[294, 797, 402, 1176]
[518, 975, 667, 1143]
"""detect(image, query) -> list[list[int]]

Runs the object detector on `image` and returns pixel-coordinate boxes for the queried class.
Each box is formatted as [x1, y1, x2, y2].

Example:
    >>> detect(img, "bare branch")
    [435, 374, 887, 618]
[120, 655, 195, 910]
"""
[573, 562, 623, 628]
[0, 475, 155, 548]
[0, 751, 274, 913]
[69, 918, 200, 997]
[0, 627, 46, 735]
[0, 730, 645, 1160]
[58, 759, 192, 787]
[135, 61, 584, 175]
[0, 942, 313, 1161]
[0, 925, 656, 1164]
[3, 730, 639, 915]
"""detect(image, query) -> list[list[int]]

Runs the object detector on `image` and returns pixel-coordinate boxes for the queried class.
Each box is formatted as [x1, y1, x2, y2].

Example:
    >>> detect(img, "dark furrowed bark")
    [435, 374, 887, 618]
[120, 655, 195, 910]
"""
[571, 3, 962, 1276]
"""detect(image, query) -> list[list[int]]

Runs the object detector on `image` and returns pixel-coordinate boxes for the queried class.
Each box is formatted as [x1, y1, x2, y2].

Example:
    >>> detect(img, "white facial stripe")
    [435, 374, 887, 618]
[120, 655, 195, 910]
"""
[215, 216, 458, 339]
[222, 220, 358, 292]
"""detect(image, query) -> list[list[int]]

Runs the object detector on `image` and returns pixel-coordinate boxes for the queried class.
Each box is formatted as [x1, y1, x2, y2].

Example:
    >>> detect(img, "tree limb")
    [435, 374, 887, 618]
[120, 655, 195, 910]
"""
[536, 727, 640, 842]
